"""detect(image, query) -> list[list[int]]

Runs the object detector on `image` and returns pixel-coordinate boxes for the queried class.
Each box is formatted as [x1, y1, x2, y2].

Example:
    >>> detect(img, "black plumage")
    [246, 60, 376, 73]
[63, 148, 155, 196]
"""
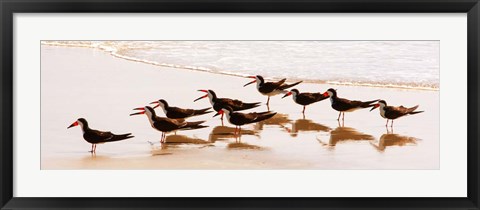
[151, 99, 212, 119]
[67, 118, 134, 153]
[219, 106, 276, 135]
[194, 89, 261, 119]
[323, 88, 379, 121]
[370, 100, 424, 127]
[244, 75, 303, 105]
[282, 88, 328, 113]
[130, 106, 208, 143]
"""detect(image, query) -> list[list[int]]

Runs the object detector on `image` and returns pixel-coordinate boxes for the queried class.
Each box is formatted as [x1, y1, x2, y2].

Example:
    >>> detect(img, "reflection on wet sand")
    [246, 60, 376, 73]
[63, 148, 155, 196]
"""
[227, 142, 263, 150]
[289, 118, 331, 137]
[318, 122, 374, 146]
[82, 153, 109, 160]
[209, 125, 259, 142]
[254, 113, 291, 131]
[208, 125, 264, 150]
[150, 145, 173, 156]
[371, 129, 419, 151]
[149, 135, 211, 156]
[164, 134, 211, 144]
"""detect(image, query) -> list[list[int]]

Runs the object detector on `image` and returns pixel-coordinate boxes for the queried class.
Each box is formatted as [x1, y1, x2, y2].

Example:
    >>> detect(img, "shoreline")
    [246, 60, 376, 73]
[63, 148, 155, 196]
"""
[41, 45, 439, 170]
[40, 43, 439, 91]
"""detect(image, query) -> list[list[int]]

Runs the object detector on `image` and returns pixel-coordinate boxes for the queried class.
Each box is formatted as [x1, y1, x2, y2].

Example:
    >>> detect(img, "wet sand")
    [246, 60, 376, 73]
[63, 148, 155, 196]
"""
[41, 46, 439, 169]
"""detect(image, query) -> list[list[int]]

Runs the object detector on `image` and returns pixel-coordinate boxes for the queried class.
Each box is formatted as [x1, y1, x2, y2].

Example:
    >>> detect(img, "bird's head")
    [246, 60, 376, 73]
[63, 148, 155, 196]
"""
[130, 106, 155, 117]
[244, 75, 263, 87]
[213, 106, 234, 118]
[323, 88, 337, 98]
[194, 89, 216, 102]
[370, 100, 387, 111]
[67, 118, 87, 129]
[282, 89, 299, 98]
[150, 99, 168, 109]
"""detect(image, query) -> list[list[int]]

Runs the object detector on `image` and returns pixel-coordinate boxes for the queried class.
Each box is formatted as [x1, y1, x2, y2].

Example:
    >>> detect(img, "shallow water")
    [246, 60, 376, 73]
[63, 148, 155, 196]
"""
[42, 41, 439, 90]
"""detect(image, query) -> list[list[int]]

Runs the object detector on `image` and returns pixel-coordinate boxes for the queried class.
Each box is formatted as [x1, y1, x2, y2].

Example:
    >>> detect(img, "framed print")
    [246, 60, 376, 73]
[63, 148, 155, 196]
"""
[1, 0, 479, 209]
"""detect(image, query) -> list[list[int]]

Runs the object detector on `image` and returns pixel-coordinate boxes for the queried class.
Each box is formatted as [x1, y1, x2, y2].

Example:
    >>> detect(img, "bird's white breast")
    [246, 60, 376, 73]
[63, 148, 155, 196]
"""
[161, 106, 168, 115]
[379, 107, 386, 118]
[145, 112, 155, 127]
[208, 96, 214, 106]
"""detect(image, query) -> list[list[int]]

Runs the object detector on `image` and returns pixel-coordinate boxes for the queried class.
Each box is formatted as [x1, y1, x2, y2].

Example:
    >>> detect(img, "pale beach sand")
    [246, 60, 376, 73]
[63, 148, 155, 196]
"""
[41, 46, 439, 169]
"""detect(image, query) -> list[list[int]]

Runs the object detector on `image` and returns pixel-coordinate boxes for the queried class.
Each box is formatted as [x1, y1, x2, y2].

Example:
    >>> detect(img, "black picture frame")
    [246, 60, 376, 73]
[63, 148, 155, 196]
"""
[1, 0, 479, 209]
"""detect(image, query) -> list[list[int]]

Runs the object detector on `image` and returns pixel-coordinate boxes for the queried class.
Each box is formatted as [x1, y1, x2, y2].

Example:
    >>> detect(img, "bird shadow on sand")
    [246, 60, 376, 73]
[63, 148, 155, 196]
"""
[208, 124, 264, 150]
[163, 134, 211, 145]
[208, 125, 260, 143]
[253, 113, 291, 132]
[287, 116, 332, 137]
[370, 127, 420, 152]
[227, 141, 263, 150]
[148, 134, 212, 156]
[82, 153, 111, 160]
[317, 121, 375, 147]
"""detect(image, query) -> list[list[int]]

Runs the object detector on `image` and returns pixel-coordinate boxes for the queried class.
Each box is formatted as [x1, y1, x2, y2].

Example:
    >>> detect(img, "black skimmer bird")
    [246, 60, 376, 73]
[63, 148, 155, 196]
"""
[67, 118, 134, 153]
[150, 99, 212, 119]
[282, 88, 329, 113]
[323, 88, 379, 121]
[216, 106, 276, 135]
[244, 75, 302, 106]
[130, 106, 208, 143]
[194, 89, 261, 120]
[370, 100, 424, 127]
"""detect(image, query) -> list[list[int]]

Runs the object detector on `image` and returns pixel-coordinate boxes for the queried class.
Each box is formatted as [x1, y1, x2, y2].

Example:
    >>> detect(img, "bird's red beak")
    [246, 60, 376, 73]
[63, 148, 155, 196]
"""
[212, 110, 224, 118]
[150, 101, 160, 109]
[67, 121, 78, 129]
[243, 76, 257, 87]
[194, 90, 209, 102]
[130, 107, 146, 116]
[282, 91, 292, 98]
[370, 104, 380, 112]
[322, 92, 329, 97]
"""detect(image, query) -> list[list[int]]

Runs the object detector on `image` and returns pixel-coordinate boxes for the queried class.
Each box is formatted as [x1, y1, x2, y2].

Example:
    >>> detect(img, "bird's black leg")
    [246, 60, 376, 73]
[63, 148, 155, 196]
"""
[267, 96, 270, 106]
[390, 120, 394, 127]
[385, 119, 389, 127]
[302, 106, 305, 114]
[386, 126, 394, 134]
[337, 112, 341, 121]
[93, 144, 97, 153]
[89, 144, 94, 153]
[342, 112, 345, 121]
